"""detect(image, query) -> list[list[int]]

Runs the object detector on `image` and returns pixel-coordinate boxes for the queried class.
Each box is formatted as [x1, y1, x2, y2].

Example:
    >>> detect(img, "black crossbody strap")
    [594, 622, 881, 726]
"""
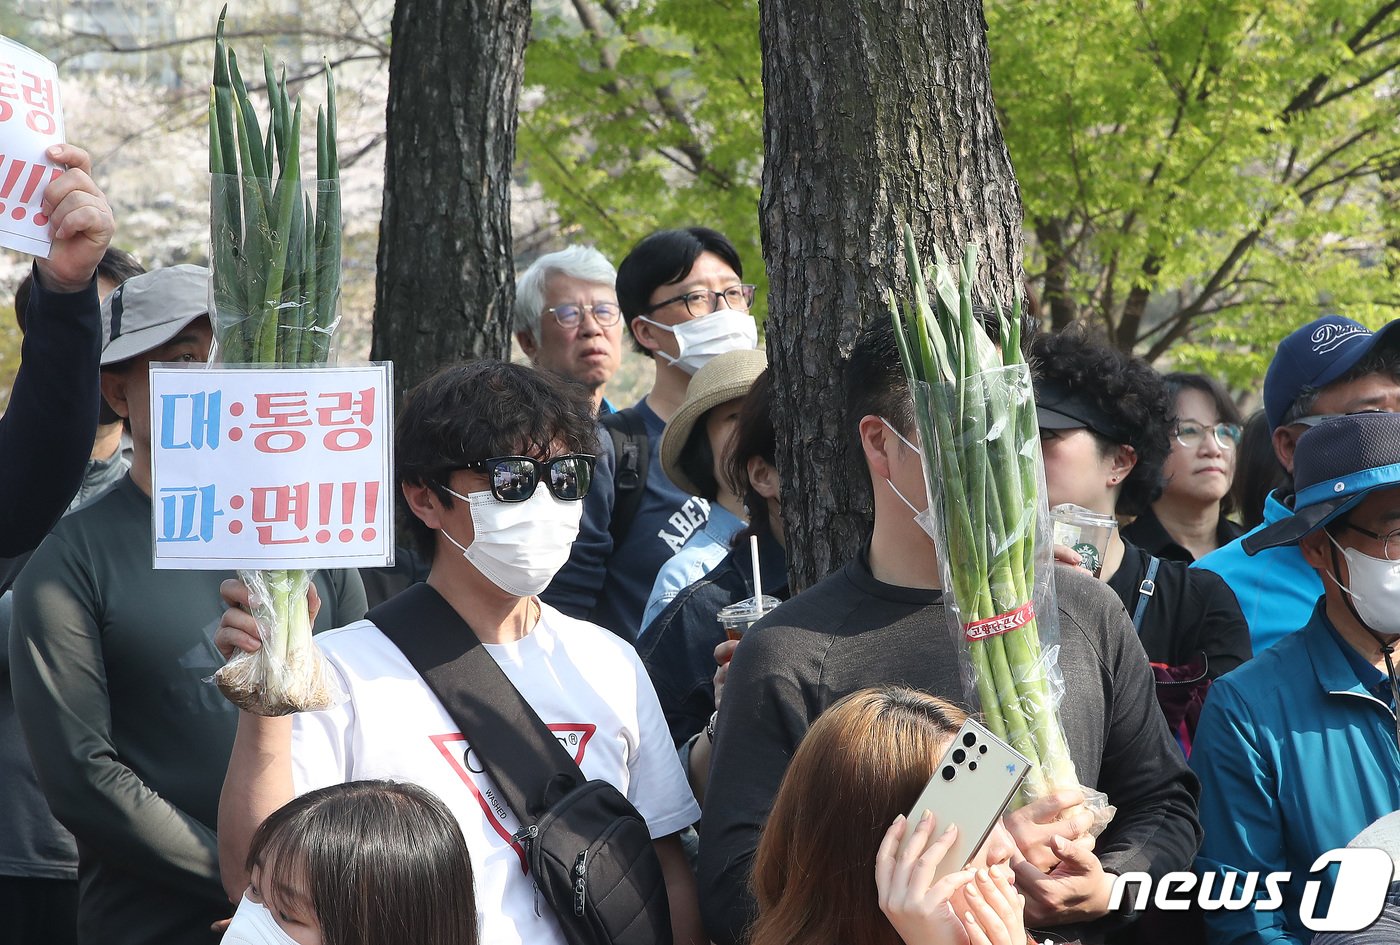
[368, 584, 583, 822]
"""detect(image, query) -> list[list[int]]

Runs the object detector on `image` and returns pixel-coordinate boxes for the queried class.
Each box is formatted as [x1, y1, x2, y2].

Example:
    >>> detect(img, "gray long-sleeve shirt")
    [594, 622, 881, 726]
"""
[9, 475, 367, 944]
[697, 550, 1202, 945]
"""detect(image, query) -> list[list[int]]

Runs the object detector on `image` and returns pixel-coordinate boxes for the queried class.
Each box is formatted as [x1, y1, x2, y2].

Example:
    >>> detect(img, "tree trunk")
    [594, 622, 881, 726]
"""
[372, 0, 529, 398]
[761, 0, 1025, 592]
[1035, 217, 1077, 331]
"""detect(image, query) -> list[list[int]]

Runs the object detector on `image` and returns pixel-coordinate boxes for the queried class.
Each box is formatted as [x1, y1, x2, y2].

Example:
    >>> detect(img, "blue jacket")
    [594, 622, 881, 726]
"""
[638, 506, 744, 635]
[1190, 603, 1400, 945]
[1194, 491, 1322, 654]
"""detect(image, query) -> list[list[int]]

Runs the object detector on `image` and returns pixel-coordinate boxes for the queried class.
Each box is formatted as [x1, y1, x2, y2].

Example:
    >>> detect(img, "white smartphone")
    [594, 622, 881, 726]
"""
[899, 717, 1032, 878]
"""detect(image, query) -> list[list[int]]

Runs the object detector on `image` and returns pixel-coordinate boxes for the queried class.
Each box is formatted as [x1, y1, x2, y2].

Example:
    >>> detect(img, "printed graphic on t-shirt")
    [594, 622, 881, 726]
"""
[659, 496, 710, 552]
[430, 723, 597, 870]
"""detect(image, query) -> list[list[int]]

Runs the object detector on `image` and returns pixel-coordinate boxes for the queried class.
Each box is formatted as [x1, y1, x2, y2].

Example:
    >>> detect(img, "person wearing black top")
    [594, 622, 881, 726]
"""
[1032, 329, 1246, 945]
[1032, 329, 1251, 694]
[1121, 373, 1246, 562]
[699, 317, 1200, 945]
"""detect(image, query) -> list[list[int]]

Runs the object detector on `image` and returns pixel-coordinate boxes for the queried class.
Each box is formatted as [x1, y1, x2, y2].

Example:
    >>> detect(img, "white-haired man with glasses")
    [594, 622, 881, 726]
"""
[544, 227, 761, 643]
[514, 245, 624, 414]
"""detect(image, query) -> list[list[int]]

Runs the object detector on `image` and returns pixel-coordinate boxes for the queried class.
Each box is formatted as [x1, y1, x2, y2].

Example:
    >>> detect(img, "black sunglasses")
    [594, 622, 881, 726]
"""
[460, 454, 596, 503]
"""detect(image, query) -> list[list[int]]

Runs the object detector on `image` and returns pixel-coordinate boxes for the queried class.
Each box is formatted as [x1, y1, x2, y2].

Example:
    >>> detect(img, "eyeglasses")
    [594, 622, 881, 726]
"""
[1341, 522, 1400, 562]
[1174, 421, 1242, 451]
[643, 284, 756, 318]
[1293, 407, 1387, 428]
[458, 454, 596, 503]
[544, 302, 622, 329]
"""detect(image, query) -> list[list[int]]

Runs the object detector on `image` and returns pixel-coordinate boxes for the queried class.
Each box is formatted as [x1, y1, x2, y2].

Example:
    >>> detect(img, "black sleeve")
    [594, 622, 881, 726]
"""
[0, 265, 100, 557]
[1090, 596, 1204, 884]
[1187, 568, 1252, 679]
[697, 625, 816, 945]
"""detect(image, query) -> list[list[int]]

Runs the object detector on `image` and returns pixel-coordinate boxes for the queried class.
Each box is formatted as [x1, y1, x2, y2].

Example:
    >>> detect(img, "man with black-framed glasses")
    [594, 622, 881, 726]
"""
[544, 227, 762, 643]
[1196, 314, 1400, 653]
[513, 245, 625, 414]
[1193, 411, 1400, 945]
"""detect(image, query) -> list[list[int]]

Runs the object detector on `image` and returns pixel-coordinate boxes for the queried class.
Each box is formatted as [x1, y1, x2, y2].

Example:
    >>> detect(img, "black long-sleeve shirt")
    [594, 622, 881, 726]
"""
[697, 550, 1201, 945]
[0, 265, 100, 558]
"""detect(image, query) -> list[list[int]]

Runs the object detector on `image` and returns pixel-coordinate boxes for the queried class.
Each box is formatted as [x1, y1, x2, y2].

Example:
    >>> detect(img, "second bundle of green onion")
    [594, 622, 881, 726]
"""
[888, 224, 1077, 801]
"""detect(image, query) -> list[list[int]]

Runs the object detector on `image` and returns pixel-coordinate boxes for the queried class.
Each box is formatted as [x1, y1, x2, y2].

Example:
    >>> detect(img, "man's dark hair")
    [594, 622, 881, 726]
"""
[1279, 346, 1400, 427]
[14, 246, 145, 333]
[1030, 326, 1173, 517]
[395, 360, 599, 559]
[616, 227, 743, 355]
[844, 314, 916, 455]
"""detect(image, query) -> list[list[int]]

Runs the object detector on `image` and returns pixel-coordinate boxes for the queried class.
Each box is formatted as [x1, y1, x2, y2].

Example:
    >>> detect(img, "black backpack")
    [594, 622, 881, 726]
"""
[368, 584, 673, 945]
[599, 407, 650, 546]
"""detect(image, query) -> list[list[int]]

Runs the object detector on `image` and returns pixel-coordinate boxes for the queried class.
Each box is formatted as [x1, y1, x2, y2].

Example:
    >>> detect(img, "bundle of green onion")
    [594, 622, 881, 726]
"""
[208, 8, 341, 716]
[888, 224, 1077, 801]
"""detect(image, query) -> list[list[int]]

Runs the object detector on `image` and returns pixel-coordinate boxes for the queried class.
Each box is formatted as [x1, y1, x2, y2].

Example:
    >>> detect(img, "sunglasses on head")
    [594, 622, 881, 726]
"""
[459, 454, 596, 503]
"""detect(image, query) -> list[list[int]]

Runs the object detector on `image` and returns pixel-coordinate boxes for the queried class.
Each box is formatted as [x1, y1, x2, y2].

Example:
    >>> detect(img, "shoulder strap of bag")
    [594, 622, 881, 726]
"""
[368, 584, 582, 823]
[1132, 555, 1162, 633]
[600, 407, 650, 545]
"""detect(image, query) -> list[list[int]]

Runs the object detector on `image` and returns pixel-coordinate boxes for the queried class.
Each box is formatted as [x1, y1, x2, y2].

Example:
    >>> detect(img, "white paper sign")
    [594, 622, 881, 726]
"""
[0, 36, 64, 257]
[150, 364, 395, 570]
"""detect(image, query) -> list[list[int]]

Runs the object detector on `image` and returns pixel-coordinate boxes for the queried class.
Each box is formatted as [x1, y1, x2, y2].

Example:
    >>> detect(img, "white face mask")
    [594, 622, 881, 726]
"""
[1329, 534, 1400, 637]
[441, 483, 583, 597]
[222, 895, 302, 945]
[881, 419, 937, 540]
[636, 308, 758, 374]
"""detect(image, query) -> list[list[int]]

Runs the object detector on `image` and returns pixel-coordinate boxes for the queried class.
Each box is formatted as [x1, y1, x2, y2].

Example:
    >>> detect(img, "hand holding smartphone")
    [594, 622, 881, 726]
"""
[897, 718, 1032, 880]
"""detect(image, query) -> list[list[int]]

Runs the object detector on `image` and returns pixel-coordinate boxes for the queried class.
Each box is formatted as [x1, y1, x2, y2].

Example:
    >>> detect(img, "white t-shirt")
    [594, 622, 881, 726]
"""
[291, 602, 701, 945]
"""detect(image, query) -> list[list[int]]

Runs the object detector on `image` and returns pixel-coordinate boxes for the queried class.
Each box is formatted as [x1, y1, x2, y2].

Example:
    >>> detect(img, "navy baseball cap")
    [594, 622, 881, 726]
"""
[1243, 412, 1400, 553]
[1263, 315, 1400, 430]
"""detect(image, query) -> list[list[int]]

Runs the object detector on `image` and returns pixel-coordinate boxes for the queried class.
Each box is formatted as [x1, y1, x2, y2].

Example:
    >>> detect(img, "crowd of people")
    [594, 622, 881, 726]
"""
[3, 141, 1399, 945]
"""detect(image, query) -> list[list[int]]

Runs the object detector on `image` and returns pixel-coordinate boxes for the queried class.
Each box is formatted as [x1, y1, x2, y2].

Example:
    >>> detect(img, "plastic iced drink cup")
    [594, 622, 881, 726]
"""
[718, 595, 782, 641]
[1050, 504, 1118, 578]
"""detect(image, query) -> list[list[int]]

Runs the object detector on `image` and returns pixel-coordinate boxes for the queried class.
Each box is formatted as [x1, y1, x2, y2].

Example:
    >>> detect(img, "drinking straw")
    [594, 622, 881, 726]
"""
[750, 534, 764, 615]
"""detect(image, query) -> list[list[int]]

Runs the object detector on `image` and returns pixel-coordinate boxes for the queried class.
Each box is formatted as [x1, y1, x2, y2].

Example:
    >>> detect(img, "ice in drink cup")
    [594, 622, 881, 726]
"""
[1050, 503, 1118, 578]
[718, 595, 782, 641]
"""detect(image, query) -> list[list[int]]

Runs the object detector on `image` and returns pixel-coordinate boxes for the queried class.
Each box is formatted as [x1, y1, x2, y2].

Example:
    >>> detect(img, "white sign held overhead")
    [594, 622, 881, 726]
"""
[0, 35, 64, 257]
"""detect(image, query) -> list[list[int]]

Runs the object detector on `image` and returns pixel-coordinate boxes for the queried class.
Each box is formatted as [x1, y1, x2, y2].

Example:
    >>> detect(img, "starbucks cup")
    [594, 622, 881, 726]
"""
[718, 595, 782, 641]
[1050, 504, 1118, 578]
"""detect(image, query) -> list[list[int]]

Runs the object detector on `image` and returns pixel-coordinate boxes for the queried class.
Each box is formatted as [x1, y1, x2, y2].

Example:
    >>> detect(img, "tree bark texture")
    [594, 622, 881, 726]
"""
[372, 0, 529, 398]
[761, 0, 1025, 591]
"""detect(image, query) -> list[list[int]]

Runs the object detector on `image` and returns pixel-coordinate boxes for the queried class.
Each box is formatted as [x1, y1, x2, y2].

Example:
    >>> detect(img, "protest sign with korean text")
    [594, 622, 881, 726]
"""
[150, 363, 394, 570]
[0, 35, 63, 257]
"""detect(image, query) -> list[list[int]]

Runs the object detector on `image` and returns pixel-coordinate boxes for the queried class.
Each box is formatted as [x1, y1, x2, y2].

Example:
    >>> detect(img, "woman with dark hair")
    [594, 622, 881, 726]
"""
[224, 780, 477, 945]
[1122, 372, 1244, 561]
[749, 687, 1026, 945]
[1228, 408, 1290, 531]
[639, 368, 788, 800]
[1031, 328, 1251, 745]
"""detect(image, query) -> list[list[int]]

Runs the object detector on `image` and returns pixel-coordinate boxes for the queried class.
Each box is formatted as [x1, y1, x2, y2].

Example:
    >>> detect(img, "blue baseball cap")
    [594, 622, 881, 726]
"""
[1243, 412, 1400, 553]
[1263, 315, 1400, 430]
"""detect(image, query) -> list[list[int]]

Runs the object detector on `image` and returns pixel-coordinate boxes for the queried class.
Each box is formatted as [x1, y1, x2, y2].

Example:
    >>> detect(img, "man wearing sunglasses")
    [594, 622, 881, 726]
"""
[216, 361, 705, 945]
[1196, 314, 1400, 653]
[513, 245, 624, 414]
[1193, 411, 1400, 945]
[544, 227, 761, 643]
